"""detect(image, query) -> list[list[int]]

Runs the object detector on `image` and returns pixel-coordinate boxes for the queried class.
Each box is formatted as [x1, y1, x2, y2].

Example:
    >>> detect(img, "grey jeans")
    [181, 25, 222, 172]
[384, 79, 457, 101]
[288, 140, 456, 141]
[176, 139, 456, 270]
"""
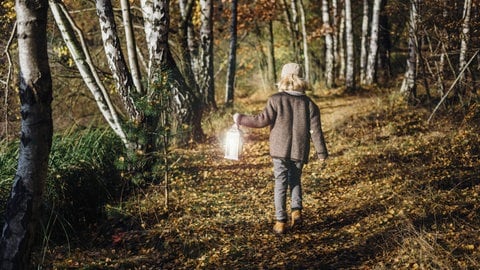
[272, 158, 304, 221]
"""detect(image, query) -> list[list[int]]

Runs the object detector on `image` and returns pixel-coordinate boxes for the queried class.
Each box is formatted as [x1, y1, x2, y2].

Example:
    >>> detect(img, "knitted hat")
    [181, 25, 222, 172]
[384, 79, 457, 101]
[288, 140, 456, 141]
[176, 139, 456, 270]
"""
[280, 63, 304, 79]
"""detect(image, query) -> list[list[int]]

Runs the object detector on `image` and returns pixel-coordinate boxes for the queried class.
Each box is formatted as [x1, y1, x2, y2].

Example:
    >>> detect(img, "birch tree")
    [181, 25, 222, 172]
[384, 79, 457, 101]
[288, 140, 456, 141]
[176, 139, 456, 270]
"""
[49, 0, 130, 148]
[457, 0, 472, 96]
[322, 0, 335, 88]
[365, 0, 382, 85]
[400, 0, 420, 97]
[338, 5, 346, 80]
[198, 0, 216, 110]
[282, 0, 300, 63]
[0, 0, 52, 268]
[178, 0, 197, 92]
[298, 0, 309, 81]
[360, 0, 369, 85]
[344, 0, 355, 91]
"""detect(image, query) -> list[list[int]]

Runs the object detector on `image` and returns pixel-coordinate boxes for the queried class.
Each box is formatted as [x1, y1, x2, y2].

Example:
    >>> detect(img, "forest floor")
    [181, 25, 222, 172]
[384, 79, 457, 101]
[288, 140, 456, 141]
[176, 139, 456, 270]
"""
[41, 87, 480, 269]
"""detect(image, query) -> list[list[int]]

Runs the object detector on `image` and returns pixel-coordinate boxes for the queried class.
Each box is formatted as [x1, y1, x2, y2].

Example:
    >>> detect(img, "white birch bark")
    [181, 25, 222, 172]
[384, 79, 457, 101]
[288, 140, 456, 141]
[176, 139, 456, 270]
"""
[345, 0, 355, 90]
[140, 0, 154, 79]
[322, 0, 334, 88]
[298, 0, 309, 82]
[400, 0, 419, 95]
[49, 0, 130, 148]
[458, 0, 472, 89]
[365, 0, 382, 85]
[339, 7, 345, 80]
[360, 0, 369, 85]
[0, 1, 51, 268]
[199, 0, 216, 108]
[120, 0, 143, 94]
[332, 0, 339, 81]
[95, 0, 141, 122]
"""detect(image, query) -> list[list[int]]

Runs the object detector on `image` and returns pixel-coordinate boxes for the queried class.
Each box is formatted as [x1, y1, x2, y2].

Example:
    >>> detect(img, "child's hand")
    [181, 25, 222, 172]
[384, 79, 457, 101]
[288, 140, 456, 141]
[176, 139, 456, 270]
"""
[233, 113, 240, 124]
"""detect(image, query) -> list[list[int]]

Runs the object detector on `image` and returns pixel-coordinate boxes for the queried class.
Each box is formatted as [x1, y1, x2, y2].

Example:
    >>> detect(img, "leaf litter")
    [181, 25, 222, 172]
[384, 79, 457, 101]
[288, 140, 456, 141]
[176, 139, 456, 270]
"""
[40, 89, 480, 269]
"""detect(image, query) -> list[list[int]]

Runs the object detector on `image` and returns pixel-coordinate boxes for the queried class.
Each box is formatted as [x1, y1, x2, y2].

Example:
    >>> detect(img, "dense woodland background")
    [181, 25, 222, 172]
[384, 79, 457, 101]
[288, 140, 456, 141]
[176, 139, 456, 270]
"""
[0, 0, 479, 268]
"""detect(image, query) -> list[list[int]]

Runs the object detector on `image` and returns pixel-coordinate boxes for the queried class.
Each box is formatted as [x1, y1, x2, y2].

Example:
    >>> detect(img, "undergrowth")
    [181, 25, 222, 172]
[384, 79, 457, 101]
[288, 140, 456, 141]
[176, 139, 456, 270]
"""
[0, 127, 126, 246]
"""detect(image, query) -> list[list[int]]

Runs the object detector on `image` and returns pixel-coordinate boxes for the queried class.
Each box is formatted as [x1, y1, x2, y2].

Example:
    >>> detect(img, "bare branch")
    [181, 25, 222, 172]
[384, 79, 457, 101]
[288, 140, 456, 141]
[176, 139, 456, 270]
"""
[3, 22, 17, 139]
[428, 50, 479, 123]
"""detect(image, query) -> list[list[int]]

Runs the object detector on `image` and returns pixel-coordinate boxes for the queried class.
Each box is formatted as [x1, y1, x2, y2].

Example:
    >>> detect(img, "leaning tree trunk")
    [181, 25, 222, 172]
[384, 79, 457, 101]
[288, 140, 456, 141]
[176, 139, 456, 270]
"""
[120, 0, 143, 94]
[95, 0, 142, 123]
[0, 1, 52, 269]
[225, 0, 238, 105]
[49, 0, 131, 149]
[344, 0, 355, 91]
[322, 0, 334, 88]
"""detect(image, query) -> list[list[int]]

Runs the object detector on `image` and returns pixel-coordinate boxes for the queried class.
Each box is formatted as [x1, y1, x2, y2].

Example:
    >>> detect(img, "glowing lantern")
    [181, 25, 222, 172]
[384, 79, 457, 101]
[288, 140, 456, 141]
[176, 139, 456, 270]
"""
[224, 124, 243, 160]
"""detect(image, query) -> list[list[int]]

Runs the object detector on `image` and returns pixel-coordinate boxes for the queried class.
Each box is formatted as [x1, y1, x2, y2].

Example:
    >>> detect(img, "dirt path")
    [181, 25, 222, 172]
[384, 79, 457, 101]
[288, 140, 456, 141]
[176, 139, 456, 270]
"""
[46, 90, 480, 269]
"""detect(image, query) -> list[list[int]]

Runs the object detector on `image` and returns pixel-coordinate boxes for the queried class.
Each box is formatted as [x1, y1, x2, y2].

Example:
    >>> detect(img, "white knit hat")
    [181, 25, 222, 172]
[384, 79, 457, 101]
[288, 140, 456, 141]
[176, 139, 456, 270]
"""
[280, 63, 304, 79]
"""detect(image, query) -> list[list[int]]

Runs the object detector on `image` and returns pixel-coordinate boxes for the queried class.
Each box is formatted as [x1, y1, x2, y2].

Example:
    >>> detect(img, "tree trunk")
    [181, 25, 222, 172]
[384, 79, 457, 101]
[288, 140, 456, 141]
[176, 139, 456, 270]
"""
[365, 0, 382, 85]
[225, 0, 238, 105]
[345, 0, 355, 91]
[332, 0, 339, 81]
[298, 0, 310, 82]
[282, 0, 300, 63]
[0, 1, 52, 269]
[49, 0, 131, 149]
[376, 0, 392, 84]
[142, 0, 204, 142]
[338, 6, 345, 80]
[457, 0, 472, 96]
[199, 0, 216, 110]
[359, 0, 369, 85]
[95, 0, 141, 123]
[400, 0, 419, 97]
[120, 0, 143, 94]
[178, 0, 198, 92]
[322, 0, 334, 88]
[266, 20, 277, 86]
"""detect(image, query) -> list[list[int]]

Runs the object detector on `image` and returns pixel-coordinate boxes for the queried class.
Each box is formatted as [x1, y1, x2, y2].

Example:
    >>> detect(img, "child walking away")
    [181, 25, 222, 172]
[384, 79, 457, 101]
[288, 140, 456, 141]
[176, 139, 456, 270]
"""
[233, 63, 328, 234]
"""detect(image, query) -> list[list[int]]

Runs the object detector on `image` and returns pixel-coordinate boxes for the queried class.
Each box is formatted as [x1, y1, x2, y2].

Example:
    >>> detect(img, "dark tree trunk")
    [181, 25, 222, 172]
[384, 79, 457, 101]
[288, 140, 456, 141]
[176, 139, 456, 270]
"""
[376, 0, 392, 85]
[0, 1, 52, 269]
[225, 0, 238, 106]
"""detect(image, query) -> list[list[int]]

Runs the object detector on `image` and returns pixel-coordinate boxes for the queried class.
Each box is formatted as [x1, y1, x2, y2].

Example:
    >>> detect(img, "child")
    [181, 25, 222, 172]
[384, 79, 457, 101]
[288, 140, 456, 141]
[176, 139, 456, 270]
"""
[233, 63, 328, 234]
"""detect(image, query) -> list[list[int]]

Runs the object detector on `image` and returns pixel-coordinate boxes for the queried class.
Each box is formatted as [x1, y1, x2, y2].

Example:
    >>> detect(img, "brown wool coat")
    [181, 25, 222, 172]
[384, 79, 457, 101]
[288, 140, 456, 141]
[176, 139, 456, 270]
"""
[237, 91, 328, 163]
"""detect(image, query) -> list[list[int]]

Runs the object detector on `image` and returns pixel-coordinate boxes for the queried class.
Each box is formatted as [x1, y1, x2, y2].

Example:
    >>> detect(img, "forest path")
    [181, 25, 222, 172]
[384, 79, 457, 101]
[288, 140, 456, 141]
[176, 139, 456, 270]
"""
[48, 89, 480, 269]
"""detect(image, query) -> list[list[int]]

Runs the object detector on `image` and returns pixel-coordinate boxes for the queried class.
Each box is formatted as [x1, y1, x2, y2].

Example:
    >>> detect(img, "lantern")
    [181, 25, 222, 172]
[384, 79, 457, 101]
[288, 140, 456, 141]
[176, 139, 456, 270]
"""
[224, 124, 243, 160]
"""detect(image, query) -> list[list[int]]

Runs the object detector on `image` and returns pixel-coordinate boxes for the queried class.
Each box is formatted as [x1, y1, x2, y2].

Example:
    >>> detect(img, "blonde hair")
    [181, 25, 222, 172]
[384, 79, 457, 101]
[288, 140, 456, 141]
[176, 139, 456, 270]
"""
[277, 74, 309, 92]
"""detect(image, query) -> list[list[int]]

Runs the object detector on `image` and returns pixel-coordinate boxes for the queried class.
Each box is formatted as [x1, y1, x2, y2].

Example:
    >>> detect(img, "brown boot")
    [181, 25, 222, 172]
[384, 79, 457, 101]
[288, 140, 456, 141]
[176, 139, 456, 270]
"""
[273, 221, 287, 234]
[291, 210, 302, 227]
